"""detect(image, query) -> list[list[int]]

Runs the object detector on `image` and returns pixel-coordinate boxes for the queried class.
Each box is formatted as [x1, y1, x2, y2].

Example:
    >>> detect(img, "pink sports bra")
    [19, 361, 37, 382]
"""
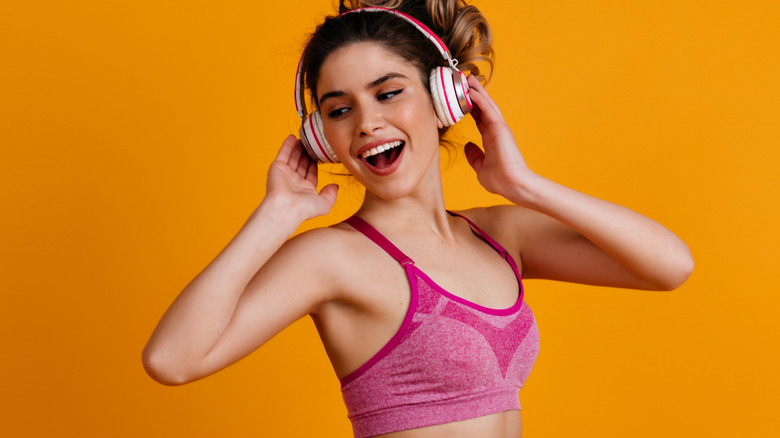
[341, 212, 540, 438]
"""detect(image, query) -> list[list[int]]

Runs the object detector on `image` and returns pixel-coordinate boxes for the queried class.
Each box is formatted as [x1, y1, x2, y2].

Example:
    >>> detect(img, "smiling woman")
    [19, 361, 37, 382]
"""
[142, 1, 693, 437]
[316, 42, 444, 195]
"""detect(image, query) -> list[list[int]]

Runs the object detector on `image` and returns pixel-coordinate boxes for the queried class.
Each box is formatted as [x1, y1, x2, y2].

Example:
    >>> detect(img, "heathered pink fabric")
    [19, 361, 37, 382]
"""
[342, 213, 540, 438]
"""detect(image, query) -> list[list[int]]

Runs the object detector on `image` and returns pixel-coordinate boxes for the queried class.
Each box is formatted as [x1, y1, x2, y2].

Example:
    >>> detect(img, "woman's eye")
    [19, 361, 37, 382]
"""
[378, 89, 403, 101]
[327, 107, 350, 119]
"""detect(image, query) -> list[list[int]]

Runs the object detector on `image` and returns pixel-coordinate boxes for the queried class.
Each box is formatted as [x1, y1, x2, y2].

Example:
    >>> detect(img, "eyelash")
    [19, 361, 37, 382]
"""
[326, 89, 404, 119]
[378, 89, 403, 101]
[327, 108, 349, 119]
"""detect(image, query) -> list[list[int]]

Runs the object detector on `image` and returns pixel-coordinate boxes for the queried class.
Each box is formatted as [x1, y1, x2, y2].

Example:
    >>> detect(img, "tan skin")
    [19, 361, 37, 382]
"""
[143, 43, 693, 437]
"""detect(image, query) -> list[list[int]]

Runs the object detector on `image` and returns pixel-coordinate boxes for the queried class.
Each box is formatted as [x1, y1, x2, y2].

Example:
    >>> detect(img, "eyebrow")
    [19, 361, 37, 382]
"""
[318, 72, 408, 105]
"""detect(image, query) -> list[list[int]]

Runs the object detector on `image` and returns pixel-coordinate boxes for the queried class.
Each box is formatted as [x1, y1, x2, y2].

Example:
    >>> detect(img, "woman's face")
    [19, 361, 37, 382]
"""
[316, 42, 444, 200]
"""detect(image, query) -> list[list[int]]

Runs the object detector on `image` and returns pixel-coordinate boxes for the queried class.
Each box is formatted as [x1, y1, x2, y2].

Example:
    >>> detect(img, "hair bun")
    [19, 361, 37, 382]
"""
[338, 0, 493, 83]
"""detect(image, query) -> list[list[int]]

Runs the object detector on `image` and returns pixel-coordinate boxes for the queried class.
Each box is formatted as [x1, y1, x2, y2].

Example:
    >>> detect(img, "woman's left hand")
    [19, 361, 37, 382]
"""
[464, 75, 535, 203]
[463, 77, 693, 291]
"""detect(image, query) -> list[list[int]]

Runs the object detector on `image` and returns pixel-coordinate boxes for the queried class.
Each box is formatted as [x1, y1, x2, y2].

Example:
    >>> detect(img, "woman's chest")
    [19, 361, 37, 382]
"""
[320, 244, 523, 379]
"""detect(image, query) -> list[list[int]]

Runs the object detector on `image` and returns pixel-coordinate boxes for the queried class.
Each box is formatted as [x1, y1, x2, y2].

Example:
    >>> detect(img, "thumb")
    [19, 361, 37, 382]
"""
[319, 183, 339, 207]
[464, 142, 485, 173]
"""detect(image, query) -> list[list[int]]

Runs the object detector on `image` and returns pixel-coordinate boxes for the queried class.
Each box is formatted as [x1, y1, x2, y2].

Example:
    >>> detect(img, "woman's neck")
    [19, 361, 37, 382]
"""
[356, 159, 457, 242]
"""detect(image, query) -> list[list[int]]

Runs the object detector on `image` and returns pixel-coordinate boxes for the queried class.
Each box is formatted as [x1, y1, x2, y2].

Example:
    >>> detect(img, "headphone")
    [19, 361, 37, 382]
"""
[293, 7, 472, 163]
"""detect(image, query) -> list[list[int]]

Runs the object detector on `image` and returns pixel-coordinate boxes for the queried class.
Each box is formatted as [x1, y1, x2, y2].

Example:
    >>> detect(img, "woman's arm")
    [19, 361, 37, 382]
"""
[463, 76, 693, 290]
[142, 135, 338, 385]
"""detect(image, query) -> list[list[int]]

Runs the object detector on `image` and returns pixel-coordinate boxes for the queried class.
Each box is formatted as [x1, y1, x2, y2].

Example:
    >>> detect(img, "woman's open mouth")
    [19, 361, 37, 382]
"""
[360, 140, 405, 171]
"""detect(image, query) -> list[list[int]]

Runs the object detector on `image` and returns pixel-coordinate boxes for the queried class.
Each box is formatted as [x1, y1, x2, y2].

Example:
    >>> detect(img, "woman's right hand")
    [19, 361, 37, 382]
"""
[143, 135, 341, 386]
[265, 135, 339, 220]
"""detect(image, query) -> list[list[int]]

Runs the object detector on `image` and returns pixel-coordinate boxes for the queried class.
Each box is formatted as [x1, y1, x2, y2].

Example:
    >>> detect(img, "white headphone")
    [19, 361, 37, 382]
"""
[293, 7, 472, 163]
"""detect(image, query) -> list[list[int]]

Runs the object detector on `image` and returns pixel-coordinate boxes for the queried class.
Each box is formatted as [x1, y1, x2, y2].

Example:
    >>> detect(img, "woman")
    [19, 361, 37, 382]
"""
[142, 1, 694, 437]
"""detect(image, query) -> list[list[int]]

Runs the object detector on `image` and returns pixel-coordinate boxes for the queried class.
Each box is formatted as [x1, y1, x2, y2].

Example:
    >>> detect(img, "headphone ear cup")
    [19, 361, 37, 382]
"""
[300, 110, 339, 163]
[429, 68, 455, 126]
[429, 67, 470, 127]
[455, 70, 473, 114]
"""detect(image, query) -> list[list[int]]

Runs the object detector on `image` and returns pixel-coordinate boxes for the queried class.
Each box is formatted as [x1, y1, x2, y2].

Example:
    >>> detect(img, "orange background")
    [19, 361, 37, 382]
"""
[2, 0, 778, 436]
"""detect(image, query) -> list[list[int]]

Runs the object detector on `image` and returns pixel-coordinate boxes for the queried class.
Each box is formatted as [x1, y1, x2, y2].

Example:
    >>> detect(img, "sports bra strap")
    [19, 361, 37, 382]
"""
[446, 210, 521, 275]
[446, 211, 507, 257]
[346, 211, 518, 273]
[345, 216, 414, 266]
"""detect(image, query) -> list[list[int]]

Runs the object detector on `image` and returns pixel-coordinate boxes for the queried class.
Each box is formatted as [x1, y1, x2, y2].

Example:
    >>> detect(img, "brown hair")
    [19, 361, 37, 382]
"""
[302, 0, 493, 110]
[301, 0, 493, 164]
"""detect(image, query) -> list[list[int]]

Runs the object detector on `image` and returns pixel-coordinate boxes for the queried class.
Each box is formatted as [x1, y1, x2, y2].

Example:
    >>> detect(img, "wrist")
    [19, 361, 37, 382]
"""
[501, 170, 547, 208]
[248, 194, 309, 233]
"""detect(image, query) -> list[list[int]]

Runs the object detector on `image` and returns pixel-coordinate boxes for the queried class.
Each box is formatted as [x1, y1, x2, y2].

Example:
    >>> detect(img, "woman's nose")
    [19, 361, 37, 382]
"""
[356, 104, 386, 136]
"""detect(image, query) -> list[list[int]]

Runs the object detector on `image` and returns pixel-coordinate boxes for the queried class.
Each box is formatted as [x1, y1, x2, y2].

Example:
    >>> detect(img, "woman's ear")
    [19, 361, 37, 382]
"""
[433, 103, 444, 129]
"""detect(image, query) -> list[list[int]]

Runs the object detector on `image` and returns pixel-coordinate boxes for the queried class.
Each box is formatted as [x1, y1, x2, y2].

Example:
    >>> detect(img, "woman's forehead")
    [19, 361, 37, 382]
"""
[316, 42, 422, 95]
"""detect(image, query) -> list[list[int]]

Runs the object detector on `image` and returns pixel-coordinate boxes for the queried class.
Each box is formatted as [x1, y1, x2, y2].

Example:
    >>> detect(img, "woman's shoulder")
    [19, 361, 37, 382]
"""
[276, 219, 376, 282]
[452, 204, 536, 229]
[282, 220, 363, 259]
[451, 205, 551, 252]
[280, 218, 405, 314]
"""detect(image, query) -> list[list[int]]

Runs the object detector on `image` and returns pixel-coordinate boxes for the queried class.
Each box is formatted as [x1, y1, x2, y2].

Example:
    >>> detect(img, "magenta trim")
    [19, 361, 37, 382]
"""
[348, 7, 450, 57]
[340, 211, 526, 382]
[445, 210, 525, 313]
[340, 264, 419, 387]
[344, 216, 413, 265]
[308, 116, 335, 163]
[349, 386, 521, 438]
[414, 266, 523, 316]
[448, 211, 507, 255]
[294, 57, 305, 117]
[440, 69, 457, 124]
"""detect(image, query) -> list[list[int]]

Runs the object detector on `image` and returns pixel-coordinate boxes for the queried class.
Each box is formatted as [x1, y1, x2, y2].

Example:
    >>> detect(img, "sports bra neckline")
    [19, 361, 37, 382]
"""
[344, 210, 524, 314]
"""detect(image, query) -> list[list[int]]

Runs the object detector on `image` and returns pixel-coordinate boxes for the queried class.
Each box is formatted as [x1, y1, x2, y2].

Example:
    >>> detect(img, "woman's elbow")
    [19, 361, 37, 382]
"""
[142, 346, 195, 386]
[654, 249, 695, 291]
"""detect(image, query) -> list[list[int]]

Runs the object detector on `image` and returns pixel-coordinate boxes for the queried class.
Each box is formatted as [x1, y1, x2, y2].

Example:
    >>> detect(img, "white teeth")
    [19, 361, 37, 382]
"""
[361, 141, 403, 159]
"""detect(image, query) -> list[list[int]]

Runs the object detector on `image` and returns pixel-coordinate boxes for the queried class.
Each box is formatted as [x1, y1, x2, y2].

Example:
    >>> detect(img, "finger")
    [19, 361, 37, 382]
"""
[287, 139, 305, 168]
[467, 75, 499, 110]
[304, 156, 319, 184]
[464, 142, 485, 173]
[468, 92, 503, 127]
[469, 102, 487, 133]
[467, 76, 504, 123]
[470, 97, 506, 139]
[275, 134, 297, 163]
[296, 149, 312, 177]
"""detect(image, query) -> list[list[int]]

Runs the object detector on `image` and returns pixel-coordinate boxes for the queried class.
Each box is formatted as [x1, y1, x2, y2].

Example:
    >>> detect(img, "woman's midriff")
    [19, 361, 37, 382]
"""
[372, 410, 522, 438]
